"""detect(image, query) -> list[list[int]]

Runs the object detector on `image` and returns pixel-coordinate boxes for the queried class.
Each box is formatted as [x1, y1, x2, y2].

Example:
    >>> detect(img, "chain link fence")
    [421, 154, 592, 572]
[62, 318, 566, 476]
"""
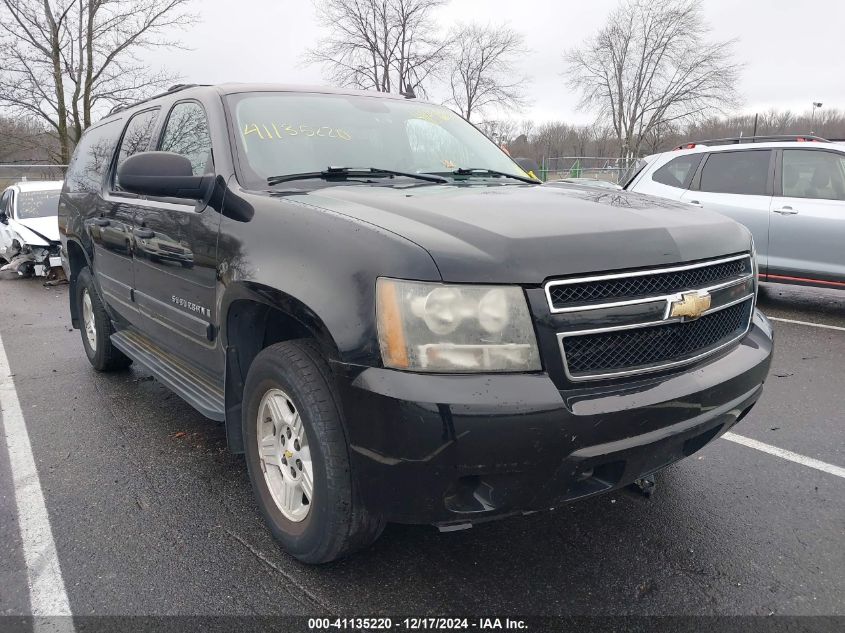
[540, 156, 640, 185]
[0, 164, 67, 189]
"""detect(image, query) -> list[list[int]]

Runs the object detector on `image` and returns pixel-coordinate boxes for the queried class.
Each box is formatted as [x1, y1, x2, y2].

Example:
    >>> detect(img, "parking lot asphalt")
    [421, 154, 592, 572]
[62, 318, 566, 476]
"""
[0, 278, 843, 618]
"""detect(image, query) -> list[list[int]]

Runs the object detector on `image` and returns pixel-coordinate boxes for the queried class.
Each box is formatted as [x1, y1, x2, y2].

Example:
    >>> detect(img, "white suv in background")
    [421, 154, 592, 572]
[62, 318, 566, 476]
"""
[626, 136, 845, 290]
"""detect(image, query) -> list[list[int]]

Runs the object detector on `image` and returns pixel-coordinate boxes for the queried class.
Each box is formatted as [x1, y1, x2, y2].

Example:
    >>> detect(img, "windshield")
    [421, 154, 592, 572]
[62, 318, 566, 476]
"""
[16, 190, 60, 220]
[226, 92, 528, 188]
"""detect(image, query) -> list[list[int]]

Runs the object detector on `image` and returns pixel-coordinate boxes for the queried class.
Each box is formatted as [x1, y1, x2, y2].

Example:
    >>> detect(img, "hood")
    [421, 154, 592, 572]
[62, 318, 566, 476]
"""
[12, 217, 60, 245]
[277, 183, 752, 284]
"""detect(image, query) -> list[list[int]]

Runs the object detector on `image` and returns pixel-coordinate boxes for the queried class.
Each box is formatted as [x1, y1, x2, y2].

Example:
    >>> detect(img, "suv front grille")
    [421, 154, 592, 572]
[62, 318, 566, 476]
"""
[561, 298, 753, 379]
[547, 253, 756, 381]
[547, 255, 752, 311]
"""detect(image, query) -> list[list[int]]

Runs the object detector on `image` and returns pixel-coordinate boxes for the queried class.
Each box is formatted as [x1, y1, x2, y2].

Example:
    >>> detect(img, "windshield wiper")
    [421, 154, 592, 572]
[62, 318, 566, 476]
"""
[441, 167, 540, 184]
[267, 167, 448, 186]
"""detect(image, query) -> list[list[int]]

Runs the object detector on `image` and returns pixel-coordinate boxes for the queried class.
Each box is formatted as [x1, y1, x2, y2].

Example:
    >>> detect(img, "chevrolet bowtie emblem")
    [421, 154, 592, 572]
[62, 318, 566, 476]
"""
[284, 450, 294, 459]
[669, 291, 712, 320]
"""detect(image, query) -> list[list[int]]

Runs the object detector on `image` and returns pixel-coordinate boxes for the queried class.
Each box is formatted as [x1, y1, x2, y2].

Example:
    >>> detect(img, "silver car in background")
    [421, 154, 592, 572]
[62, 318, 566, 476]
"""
[626, 136, 845, 290]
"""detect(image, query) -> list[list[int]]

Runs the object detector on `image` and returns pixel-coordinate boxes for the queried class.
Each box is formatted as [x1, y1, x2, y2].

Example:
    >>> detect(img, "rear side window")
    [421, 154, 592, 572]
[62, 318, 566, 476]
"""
[159, 102, 213, 175]
[652, 155, 702, 189]
[65, 120, 122, 194]
[699, 150, 770, 196]
[782, 150, 845, 201]
[114, 109, 159, 189]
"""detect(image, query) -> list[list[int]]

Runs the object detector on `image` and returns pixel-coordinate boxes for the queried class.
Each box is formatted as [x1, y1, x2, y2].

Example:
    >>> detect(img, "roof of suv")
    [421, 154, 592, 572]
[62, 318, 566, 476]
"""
[670, 136, 840, 152]
[647, 138, 845, 162]
[101, 82, 423, 122]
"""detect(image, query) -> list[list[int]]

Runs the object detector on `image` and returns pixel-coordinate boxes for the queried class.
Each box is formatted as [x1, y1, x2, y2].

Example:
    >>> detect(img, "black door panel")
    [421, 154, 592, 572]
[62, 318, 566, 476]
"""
[132, 201, 220, 372]
[130, 100, 222, 378]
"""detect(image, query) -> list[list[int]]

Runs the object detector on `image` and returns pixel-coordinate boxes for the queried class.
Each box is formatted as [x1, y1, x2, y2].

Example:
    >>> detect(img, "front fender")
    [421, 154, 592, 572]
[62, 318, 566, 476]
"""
[216, 187, 443, 367]
[219, 281, 339, 359]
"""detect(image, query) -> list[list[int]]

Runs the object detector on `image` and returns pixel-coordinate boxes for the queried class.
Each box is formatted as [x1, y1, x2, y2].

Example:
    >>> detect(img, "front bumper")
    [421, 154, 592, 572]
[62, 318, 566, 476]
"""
[335, 310, 774, 526]
[0, 242, 61, 277]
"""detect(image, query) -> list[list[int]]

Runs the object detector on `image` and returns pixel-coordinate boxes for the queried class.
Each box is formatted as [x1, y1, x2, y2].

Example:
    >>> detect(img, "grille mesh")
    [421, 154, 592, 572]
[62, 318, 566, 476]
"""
[549, 257, 751, 309]
[563, 299, 752, 377]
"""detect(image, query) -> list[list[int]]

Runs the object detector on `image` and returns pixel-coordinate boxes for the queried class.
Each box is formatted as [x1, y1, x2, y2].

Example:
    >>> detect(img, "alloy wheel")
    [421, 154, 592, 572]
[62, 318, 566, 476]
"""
[257, 388, 314, 522]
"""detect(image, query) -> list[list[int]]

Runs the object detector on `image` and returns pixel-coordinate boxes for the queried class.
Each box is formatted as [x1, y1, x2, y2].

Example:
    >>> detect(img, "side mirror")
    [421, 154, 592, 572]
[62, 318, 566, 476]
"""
[118, 151, 211, 200]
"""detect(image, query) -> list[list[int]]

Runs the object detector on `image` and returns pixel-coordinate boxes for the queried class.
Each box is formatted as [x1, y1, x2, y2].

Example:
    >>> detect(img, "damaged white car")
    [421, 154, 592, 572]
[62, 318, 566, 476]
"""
[0, 181, 64, 278]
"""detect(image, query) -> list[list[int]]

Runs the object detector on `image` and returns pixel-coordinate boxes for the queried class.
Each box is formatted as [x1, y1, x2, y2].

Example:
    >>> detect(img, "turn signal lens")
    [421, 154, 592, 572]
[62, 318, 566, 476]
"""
[375, 278, 410, 369]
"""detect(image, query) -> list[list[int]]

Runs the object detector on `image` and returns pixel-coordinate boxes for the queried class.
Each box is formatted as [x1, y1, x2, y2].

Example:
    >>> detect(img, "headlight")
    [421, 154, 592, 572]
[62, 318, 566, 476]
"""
[376, 278, 541, 372]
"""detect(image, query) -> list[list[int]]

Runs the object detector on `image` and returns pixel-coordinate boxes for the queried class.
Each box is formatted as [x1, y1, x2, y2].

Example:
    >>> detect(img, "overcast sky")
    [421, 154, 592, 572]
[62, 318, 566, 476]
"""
[141, 0, 845, 123]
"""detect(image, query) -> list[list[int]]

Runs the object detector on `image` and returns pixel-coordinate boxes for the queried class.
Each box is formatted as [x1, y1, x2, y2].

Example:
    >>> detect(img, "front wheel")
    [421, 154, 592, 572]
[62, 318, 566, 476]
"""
[242, 339, 383, 563]
[76, 267, 132, 371]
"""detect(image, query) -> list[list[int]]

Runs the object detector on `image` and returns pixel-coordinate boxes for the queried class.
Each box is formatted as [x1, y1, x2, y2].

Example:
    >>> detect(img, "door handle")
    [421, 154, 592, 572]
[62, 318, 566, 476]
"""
[134, 228, 155, 238]
[93, 218, 110, 227]
[773, 206, 799, 215]
[687, 200, 702, 207]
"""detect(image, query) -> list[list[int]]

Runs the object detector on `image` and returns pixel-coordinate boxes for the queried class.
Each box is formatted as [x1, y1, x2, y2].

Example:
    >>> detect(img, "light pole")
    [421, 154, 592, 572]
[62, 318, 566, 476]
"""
[811, 102, 823, 134]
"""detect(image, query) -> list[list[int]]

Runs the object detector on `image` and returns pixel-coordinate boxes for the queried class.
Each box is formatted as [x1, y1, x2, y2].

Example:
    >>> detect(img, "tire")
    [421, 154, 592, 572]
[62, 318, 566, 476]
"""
[76, 267, 132, 372]
[242, 339, 384, 564]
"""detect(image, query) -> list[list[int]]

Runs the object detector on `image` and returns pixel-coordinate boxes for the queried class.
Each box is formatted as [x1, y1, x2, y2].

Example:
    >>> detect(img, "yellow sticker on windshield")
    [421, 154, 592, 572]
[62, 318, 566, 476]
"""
[242, 123, 352, 141]
[414, 110, 452, 125]
[414, 110, 452, 124]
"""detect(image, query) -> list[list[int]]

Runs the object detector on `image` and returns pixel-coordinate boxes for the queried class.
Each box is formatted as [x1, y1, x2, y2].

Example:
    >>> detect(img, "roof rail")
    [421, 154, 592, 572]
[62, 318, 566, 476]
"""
[106, 83, 204, 116]
[673, 135, 830, 150]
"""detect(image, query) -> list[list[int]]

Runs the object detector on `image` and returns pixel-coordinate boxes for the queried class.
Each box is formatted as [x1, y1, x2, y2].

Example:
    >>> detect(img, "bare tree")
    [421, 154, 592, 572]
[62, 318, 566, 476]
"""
[0, 116, 58, 162]
[494, 108, 845, 171]
[477, 119, 520, 146]
[564, 0, 741, 159]
[0, 0, 196, 164]
[446, 23, 528, 122]
[307, 0, 448, 96]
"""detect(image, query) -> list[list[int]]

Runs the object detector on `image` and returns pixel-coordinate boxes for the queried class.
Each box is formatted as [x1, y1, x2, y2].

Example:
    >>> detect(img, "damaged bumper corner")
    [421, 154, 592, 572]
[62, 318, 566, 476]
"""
[1, 241, 63, 278]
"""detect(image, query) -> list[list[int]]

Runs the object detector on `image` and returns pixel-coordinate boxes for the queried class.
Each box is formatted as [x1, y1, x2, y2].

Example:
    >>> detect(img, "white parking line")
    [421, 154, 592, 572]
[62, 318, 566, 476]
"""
[768, 316, 845, 332]
[0, 332, 75, 619]
[723, 432, 845, 479]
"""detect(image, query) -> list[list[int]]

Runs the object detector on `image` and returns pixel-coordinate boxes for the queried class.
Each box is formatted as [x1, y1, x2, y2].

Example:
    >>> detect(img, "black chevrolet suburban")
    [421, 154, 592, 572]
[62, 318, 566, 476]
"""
[59, 84, 774, 563]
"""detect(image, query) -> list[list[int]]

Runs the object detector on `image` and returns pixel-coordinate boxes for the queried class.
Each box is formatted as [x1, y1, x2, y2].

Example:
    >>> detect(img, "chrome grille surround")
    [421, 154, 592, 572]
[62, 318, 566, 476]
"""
[547, 254, 756, 382]
[545, 253, 753, 314]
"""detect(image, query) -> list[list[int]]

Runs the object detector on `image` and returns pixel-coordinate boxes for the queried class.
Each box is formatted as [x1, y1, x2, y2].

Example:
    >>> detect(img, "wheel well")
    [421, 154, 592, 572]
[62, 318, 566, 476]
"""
[224, 299, 331, 453]
[66, 240, 88, 328]
[227, 299, 313, 379]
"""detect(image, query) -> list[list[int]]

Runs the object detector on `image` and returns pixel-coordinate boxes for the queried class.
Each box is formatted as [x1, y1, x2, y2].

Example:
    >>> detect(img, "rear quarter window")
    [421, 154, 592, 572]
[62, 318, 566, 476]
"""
[65, 119, 123, 194]
[652, 155, 702, 189]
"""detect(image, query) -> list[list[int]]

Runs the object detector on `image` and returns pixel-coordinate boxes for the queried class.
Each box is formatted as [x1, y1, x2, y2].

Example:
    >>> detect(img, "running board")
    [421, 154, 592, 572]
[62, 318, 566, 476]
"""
[111, 329, 225, 421]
